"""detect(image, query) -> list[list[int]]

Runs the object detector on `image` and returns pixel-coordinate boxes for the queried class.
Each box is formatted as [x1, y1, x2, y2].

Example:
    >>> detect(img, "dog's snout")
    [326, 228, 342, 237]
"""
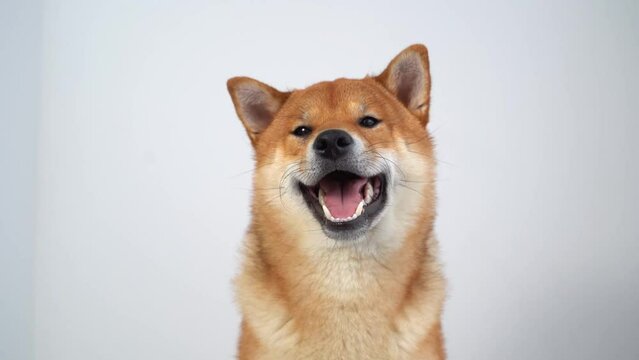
[313, 129, 354, 160]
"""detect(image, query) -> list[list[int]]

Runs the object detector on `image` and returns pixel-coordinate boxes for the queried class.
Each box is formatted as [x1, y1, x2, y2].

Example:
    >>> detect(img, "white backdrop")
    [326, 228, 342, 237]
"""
[1, 1, 40, 359]
[2, 0, 639, 359]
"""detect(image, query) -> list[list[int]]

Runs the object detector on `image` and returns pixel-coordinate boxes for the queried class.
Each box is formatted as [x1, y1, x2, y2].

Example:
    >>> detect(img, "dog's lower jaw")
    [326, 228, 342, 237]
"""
[234, 230, 446, 360]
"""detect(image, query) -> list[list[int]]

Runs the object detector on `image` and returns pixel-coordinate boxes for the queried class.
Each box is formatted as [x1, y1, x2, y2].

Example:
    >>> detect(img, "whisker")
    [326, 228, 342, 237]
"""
[405, 134, 430, 146]
[398, 183, 428, 198]
[228, 161, 276, 178]
[399, 179, 430, 184]
[253, 186, 285, 191]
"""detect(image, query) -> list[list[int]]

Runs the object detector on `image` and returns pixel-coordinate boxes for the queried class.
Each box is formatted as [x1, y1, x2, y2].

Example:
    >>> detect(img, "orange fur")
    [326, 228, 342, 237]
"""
[228, 44, 446, 359]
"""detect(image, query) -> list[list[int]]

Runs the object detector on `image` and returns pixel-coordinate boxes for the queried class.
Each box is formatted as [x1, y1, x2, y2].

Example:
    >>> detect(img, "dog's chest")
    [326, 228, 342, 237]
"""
[260, 305, 403, 360]
[281, 252, 405, 358]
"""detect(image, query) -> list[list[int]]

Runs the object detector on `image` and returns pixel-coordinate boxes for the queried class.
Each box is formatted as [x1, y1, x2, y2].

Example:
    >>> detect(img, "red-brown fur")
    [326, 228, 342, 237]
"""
[227, 44, 446, 359]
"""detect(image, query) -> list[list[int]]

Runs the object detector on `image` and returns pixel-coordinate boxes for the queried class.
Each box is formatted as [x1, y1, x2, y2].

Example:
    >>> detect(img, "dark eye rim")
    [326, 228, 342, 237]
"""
[359, 116, 381, 128]
[292, 125, 313, 137]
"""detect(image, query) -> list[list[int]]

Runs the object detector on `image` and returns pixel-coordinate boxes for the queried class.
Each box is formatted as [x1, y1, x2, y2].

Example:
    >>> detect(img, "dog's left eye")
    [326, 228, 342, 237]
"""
[292, 126, 312, 137]
[359, 116, 381, 128]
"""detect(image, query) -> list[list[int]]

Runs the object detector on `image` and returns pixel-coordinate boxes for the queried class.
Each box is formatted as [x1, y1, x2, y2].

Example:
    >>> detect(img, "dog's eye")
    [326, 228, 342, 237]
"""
[359, 116, 381, 128]
[292, 126, 312, 137]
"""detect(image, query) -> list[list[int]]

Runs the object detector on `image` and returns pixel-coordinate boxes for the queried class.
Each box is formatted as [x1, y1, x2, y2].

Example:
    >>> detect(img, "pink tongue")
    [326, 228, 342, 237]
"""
[319, 177, 368, 219]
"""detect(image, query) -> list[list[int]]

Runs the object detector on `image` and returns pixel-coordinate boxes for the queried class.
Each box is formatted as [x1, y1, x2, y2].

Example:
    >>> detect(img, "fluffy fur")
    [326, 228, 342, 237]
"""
[227, 44, 446, 359]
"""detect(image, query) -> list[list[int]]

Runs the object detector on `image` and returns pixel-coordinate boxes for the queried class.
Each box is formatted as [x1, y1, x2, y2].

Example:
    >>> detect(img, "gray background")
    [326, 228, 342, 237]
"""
[2, 0, 638, 359]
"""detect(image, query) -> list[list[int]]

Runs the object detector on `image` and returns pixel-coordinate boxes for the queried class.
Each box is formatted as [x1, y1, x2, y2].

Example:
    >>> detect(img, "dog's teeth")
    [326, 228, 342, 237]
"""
[364, 182, 374, 204]
[322, 205, 334, 220]
[354, 200, 365, 217]
[318, 189, 333, 219]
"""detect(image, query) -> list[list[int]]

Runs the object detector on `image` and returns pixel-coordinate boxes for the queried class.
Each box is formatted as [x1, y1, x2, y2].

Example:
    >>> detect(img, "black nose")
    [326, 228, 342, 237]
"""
[313, 129, 354, 160]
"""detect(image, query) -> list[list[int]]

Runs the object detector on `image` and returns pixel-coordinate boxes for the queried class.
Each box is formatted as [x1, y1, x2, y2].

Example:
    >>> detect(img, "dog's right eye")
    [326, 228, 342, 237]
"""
[292, 126, 312, 137]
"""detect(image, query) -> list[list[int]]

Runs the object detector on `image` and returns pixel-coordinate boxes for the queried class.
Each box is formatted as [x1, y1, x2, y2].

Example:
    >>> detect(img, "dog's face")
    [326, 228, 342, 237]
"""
[228, 45, 435, 247]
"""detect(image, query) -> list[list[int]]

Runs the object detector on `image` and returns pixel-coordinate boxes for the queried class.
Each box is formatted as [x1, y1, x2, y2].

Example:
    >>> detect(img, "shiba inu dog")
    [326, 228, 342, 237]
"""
[227, 44, 446, 359]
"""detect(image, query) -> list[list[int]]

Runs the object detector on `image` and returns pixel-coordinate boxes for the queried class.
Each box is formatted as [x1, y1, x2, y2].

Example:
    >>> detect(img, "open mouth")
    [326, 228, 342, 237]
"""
[299, 171, 387, 238]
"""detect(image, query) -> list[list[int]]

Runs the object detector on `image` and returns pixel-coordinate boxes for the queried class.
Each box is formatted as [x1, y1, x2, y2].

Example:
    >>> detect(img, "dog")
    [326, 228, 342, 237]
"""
[227, 44, 446, 359]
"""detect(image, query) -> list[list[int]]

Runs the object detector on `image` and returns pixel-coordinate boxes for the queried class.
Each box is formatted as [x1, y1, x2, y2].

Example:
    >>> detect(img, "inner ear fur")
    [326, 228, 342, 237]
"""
[227, 77, 290, 145]
[375, 44, 431, 125]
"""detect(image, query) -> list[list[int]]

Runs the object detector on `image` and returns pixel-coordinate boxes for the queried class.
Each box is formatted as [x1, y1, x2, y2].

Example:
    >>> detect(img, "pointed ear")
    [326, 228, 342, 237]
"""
[375, 44, 431, 125]
[227, 77, 290, 145]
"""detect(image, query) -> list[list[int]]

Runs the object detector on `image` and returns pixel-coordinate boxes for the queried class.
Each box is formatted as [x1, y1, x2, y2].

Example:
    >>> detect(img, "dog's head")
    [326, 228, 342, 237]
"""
[228, 45, 436, 248]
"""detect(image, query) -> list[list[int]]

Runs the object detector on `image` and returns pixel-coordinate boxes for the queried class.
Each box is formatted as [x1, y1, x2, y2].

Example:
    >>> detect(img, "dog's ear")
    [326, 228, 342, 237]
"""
[375, 44, 431, 125]
[227, 77, 290, 145]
